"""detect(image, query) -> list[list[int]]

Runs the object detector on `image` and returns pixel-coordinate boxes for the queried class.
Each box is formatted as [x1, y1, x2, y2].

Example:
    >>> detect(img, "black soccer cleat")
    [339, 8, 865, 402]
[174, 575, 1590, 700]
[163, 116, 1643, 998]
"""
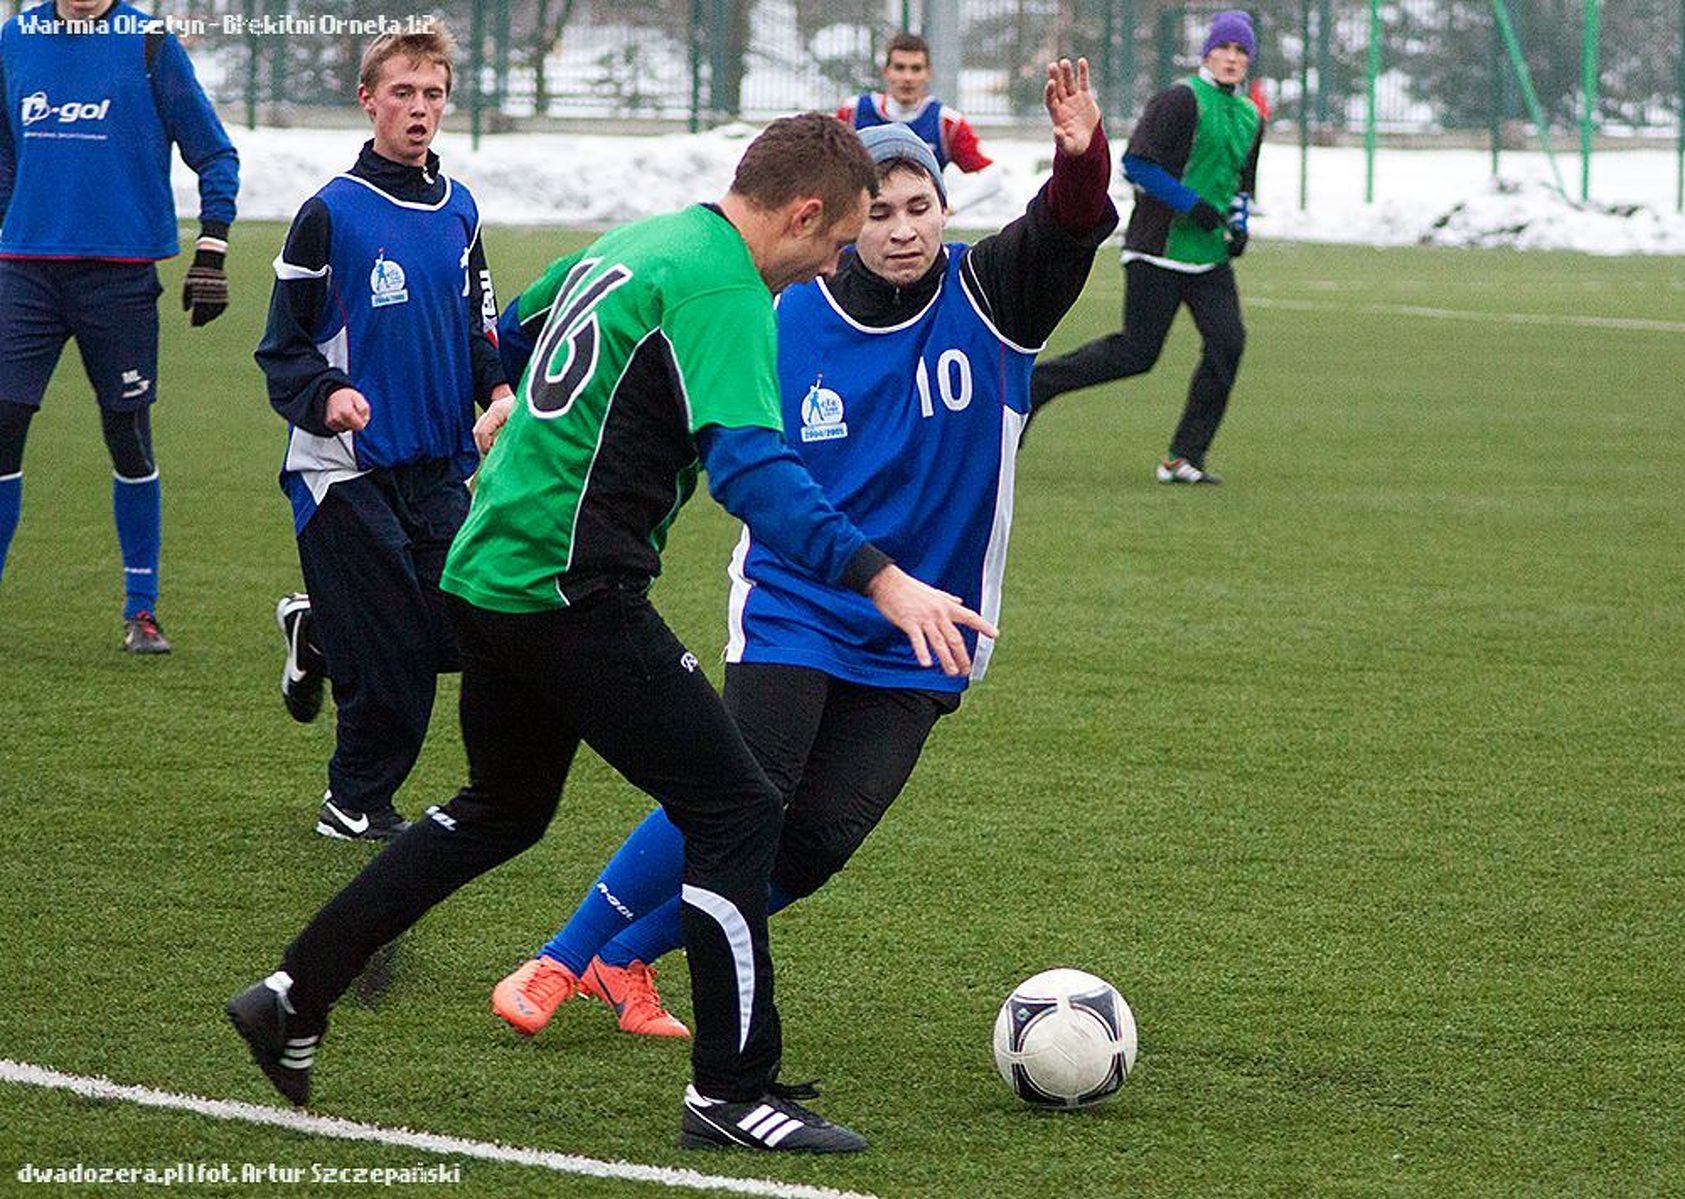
[680, 1082, 869, 1153]
[316, 793, 410, 842]
[122, 610, 172, 654]
[226, 971, 325, 1107]
[276, 593, 326, 723]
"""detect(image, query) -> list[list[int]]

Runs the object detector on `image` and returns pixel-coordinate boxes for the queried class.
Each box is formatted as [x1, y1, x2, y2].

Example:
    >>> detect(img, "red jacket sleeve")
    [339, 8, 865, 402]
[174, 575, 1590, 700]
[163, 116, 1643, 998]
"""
[942, 112, 993, 173]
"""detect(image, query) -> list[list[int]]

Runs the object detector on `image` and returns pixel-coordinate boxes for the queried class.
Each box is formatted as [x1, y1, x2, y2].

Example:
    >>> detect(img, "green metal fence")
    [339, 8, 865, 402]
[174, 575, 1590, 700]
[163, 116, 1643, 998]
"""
[154, 0, 1677, 135]
[53, 0, 1676, 203]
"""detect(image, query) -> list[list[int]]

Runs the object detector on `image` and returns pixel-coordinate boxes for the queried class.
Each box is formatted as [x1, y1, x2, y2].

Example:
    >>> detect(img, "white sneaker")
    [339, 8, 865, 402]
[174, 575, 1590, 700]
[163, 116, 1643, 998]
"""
[1156, 457, 1222, 485]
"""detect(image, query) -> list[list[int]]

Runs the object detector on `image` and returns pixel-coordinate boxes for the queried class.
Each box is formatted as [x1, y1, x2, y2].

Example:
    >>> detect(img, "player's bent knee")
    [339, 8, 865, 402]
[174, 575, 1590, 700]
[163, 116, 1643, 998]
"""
[435, 786, 557, 852]
[99, 406, 156, 479]
[771, 836, 862, 900]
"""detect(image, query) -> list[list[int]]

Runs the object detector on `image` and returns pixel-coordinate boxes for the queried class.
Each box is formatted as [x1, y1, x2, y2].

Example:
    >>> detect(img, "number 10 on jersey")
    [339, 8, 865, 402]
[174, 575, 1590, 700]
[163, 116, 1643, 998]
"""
[915, 350, 974, 418]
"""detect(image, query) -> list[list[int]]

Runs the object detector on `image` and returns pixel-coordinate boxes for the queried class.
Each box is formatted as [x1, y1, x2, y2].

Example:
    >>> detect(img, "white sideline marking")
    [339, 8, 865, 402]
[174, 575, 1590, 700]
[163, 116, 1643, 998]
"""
[1250, 295, 1685, 335]
[0, 1060, 876, 1199]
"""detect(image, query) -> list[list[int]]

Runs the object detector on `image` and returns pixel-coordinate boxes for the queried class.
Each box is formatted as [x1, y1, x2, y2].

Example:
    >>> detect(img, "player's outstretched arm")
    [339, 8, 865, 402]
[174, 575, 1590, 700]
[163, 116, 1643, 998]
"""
[865, 565, 998, 677]
[1044, 57, 1099, 157]
[957, 55, 1115, 350]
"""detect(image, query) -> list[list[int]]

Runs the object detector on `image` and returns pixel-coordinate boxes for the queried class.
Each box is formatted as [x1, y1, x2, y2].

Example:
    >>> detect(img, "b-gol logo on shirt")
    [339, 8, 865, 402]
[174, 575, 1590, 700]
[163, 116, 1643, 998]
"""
[799, 375, 848, 443]
[369, 250, 408, 307]
[20, 91, 111, 126]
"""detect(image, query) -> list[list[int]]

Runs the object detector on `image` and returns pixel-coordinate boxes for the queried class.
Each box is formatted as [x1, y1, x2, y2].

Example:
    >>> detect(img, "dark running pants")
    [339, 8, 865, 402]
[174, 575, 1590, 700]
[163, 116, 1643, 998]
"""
[295, 463, 467, 816]
[725, 662, 960, 901]
[281, 588, 786, 1102]
[1030, 258, 1246, 469]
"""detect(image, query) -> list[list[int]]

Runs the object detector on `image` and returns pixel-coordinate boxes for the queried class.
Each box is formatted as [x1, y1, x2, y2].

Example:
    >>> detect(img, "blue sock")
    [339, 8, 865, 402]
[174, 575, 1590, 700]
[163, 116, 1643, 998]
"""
[600, 880, 801, 968]
[0, 472, 20, 587]
[539, 806, 687, 975]
[112, 472, 160, 618]
[598, 896, 683, 967]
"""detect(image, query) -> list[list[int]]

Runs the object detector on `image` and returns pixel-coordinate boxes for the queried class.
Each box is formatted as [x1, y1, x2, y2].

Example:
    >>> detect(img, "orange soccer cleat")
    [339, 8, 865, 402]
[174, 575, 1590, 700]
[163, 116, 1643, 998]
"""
[491, 956, 581, 1037]
[581, 957, 691, 1039]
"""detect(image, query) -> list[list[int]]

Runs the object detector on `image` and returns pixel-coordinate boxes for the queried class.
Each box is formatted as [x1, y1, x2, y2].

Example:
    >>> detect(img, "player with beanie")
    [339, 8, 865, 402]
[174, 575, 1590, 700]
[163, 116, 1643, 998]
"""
[1028, 9, 1262, 486]
[487, 61, 1118, 1063]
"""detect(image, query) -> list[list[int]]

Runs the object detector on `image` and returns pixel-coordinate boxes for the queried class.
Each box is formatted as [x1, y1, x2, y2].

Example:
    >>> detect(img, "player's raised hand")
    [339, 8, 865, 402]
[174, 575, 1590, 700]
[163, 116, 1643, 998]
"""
[1044, 57, 1099, 157]
[325, 386, 371, 433]
[474, 388, 516, 454]
[866, 564, 999, 677]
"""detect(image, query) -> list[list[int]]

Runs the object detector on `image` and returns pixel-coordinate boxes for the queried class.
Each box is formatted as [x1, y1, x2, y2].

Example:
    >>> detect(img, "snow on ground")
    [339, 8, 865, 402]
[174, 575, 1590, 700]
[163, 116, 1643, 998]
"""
[198, 123, 1685, 255]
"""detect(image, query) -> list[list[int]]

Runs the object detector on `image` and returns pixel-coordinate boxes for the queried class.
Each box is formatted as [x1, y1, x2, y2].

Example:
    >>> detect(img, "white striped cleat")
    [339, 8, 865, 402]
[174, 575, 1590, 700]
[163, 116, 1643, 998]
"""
[226, 971, 326, 1106]
[679, 1082, 868, 1153]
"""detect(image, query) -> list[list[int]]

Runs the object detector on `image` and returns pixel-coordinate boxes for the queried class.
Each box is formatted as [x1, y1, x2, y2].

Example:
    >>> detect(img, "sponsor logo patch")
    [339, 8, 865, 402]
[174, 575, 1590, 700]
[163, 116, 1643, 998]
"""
[799, 375, 848, 443]
[370, 250, 409, 307]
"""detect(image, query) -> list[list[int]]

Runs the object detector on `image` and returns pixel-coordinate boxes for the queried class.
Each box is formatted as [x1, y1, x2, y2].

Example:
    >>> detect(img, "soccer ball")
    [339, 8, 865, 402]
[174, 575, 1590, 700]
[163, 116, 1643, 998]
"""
[992, 968, 1137, 1109]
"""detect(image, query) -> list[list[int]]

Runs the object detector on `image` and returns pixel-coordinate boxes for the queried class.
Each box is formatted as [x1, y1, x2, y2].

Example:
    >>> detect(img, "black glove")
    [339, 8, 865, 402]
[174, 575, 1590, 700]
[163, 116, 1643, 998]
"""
[1188, 200, 1224, 232]
[1228, 230, 1249, 259]
[182, 244, 229, 327]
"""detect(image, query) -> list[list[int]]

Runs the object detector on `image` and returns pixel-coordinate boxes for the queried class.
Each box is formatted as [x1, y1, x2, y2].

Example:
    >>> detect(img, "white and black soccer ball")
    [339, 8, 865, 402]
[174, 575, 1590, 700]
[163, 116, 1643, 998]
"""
[992, 968, 1138, 1109]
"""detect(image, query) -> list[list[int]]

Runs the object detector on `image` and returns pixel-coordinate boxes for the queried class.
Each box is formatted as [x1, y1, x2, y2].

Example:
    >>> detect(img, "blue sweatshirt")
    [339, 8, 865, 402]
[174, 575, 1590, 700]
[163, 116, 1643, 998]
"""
[0, 1, 238, 258]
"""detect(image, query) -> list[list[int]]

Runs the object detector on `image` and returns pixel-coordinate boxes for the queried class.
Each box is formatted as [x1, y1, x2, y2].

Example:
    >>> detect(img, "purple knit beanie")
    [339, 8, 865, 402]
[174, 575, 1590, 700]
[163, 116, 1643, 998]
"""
[1202, 10, 1257, 59]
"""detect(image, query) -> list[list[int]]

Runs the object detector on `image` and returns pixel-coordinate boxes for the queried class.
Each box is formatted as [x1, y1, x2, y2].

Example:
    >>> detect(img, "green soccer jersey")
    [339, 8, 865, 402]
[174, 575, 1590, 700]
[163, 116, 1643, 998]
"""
[440, 205, 783, 612]
[1165, 74, 1261, 265]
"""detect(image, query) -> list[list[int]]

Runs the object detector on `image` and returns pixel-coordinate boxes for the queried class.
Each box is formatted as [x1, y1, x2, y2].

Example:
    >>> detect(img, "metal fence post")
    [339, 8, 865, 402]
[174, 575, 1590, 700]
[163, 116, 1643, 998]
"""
[1155, 6, 1175, 93]
[1117, 0, 1136, 130]
[1298, 0, 1309, 210]
[1100, 0, 1116, 120]
[469, 0, 484, 148]
[494, 0, 511, 112]
[243, 0, 256, 129]
[1364, 0, 1379, 203]
[1489, 14, 1502, 176]
[927, 0, 959, 111]
[1581, 0, 1598, 200]
[688, 0, 703, 133]
[707, 0, 729, 123]
[1491, 0, 1566, 195]
[270, 0, 286, 112]
[1315, 0, 1331, 127]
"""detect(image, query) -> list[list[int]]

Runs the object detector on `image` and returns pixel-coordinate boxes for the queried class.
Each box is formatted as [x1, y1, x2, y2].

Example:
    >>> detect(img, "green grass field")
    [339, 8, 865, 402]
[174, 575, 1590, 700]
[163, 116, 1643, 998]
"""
[1, 226, 1681, 1197]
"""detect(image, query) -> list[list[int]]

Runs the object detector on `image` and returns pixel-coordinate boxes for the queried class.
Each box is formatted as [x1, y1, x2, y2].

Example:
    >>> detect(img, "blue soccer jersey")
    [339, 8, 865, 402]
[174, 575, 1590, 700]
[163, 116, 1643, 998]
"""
[850, 93, 951, 171]
[276, 173, 485, 532]
[726, 246, 1038, 691]
[0, 2, 237, 259]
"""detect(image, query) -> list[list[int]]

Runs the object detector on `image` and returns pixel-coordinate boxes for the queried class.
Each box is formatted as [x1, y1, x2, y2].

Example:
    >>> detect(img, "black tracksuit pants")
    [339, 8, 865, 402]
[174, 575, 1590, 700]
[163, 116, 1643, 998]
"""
[1030, 258, 1246, 468]
[725, 662, 959, 901]
[295, 463, 467, 816]
[281, 587, 786, 1102]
